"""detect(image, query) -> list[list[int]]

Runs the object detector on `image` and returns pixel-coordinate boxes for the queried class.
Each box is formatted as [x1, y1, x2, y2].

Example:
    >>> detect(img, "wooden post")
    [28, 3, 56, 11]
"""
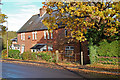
[81, 51, 83, 65]
[56, 50, 59, 63]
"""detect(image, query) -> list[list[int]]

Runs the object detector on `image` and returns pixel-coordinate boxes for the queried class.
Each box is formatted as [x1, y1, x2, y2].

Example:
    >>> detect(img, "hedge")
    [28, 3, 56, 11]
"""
[2, 49, 20, 59]
[97, 40, 120, 65]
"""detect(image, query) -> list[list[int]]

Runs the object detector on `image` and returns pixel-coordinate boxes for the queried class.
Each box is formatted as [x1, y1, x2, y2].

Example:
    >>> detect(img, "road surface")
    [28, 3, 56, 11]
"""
[1, 62, 83, 78]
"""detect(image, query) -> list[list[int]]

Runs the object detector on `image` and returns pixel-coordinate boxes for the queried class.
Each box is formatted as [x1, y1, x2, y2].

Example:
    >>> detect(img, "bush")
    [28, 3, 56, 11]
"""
[37, 52, 52, 61]
[1, 49, 7, 58]
[97, 40, 120, 57]
[21, 51, 37, 60]
[1, 49, 20, 59]
[88, 45, 98, 64]
[8, 50, 20, 59]
[97, 40, 120, 65]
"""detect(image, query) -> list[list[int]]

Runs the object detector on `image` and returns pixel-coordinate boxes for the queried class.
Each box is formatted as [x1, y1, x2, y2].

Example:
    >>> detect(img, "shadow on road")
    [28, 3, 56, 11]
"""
[54, 63, 87, 79]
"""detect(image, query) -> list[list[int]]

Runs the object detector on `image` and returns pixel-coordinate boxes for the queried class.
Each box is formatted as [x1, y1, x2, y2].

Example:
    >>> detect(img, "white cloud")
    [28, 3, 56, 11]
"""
[3, 0, 45, 2]
[7, 4, 40, 31]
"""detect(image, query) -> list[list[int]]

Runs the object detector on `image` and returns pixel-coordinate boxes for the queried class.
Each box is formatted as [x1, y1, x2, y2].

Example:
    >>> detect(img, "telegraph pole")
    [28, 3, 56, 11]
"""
[6, 21, 8, 58]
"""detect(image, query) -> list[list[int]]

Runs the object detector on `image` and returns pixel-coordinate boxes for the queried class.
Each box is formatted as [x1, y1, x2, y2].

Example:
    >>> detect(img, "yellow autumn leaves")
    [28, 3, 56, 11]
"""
[42, 2, 120, 42]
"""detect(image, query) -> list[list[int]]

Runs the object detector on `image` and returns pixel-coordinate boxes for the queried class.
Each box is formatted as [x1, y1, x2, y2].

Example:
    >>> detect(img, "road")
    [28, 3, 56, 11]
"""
[1, 62, 82, 78]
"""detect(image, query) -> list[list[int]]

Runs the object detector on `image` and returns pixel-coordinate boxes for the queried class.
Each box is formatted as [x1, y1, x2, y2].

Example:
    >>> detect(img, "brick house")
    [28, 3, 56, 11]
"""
[17, 8, 89, 64]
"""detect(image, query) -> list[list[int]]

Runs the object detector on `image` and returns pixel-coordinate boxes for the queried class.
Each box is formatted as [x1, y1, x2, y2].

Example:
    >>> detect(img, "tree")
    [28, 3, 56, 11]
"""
[42, 1, 120, 64]
[0, 13, 8, 35]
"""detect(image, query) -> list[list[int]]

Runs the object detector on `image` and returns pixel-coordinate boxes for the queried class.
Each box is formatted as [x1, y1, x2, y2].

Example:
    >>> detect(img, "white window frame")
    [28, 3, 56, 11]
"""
[32, 32, 34, 40]
[48, 45, 53, 51]
[41, 45, 47, 51]
[35, 32, 37, 40]
[21, 33, 25, 40]
[47, 31, 50, 39]
[51, 31, 53, 39]
[32, 32, 37, 40]
[65, 46, 74, 50]
[44, 31, 46, 39]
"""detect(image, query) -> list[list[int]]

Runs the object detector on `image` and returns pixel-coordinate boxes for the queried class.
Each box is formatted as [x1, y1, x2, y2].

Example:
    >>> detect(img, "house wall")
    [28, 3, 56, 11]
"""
[17, 28, 89, 64]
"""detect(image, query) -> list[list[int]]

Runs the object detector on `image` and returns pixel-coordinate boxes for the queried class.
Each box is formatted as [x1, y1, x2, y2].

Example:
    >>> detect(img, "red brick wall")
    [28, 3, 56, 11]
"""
[17, 28, 89, 64]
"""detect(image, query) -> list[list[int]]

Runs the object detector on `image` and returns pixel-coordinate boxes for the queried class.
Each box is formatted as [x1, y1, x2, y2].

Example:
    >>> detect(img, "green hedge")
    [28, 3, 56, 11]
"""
[8, 49, 20, 59]
[97, 40, 120, 65]
[89, 40, 119, 65]
[97, 40, 120, 57]
[37, 52, 52, 62]
[21, 51, 37, 60]
[2, 49, 20, 59]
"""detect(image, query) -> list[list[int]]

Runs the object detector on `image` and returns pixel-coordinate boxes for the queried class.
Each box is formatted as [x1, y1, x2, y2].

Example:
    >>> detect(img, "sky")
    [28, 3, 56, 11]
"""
[1, 0, 45, 31]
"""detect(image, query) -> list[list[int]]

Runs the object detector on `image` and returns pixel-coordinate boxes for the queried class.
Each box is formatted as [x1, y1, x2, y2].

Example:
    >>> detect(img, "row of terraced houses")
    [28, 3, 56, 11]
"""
[11, 7, 89, 64]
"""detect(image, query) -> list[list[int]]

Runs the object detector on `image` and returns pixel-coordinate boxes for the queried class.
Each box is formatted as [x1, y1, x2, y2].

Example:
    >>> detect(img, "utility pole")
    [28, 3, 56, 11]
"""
[6, 21, 8, 58]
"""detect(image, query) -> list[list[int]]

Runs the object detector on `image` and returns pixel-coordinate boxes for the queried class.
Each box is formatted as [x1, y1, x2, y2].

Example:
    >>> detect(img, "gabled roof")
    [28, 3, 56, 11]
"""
[17, 11, 60, 33]
[17, 13, 49, 33]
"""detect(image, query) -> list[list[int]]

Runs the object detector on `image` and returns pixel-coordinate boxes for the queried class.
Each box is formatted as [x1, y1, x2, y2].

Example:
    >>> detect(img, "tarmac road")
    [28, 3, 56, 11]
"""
[1, 62, 82, 78]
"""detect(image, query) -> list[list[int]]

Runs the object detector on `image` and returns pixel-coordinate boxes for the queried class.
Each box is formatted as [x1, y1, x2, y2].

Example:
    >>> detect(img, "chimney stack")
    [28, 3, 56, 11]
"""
[39, 6, 47, 17]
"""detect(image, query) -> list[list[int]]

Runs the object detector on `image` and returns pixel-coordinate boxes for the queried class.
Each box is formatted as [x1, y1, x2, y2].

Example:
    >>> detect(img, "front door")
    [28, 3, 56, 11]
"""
[21, 45, 25, 53]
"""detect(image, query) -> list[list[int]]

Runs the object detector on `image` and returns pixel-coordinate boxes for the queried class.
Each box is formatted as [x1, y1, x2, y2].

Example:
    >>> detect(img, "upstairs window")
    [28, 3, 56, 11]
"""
[35, 32, 37, 40]
[32, 32, 34, 40]
[47, 31, 50, 39]
[65, 29, 67, 36]
[51, 30, 53, 39]
[44, 31, 46, 39]
[51, 32, 53, 39]
[44, 30, 53, 39]
[21, 33, 25, 40]
[32, 32, 37, 40]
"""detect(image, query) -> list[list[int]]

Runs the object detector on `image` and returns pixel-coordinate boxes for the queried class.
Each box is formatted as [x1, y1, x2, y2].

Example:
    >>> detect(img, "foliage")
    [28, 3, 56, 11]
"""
[42, 1, 120, 65]
[1, 49, 7, 58]
[97, 40, 120, 57]
[2, 31, 17, 49]
[37, 52, 52, 61]
[89, 44, 98, 64]
[0, 14, 8, 35]
[42, 1, 120, 44]
[21, 51, 37, 60]
[1, 49, 20, 59]
[8, 49, 20, 59]
[96, 40, 120, 65]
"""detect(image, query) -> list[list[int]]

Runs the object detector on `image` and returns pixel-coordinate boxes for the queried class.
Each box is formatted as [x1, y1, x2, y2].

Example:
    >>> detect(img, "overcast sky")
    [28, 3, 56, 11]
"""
[1, 0, 44, 31]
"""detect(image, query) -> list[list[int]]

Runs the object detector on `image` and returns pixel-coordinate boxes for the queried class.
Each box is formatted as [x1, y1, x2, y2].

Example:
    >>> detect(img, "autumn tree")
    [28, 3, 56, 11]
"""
[42, 1, 120, 63]
[0, 13, 8, 35]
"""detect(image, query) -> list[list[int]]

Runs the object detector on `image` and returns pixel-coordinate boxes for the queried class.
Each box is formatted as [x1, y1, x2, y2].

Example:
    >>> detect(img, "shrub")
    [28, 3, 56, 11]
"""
[97, 40, 120, 65]
[1, 49, 7, 58]
[8, 49, 20, 59]
[37, 52, 52, 61]
[21, 51, 37, 60]
[1, 49, 20, 59]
